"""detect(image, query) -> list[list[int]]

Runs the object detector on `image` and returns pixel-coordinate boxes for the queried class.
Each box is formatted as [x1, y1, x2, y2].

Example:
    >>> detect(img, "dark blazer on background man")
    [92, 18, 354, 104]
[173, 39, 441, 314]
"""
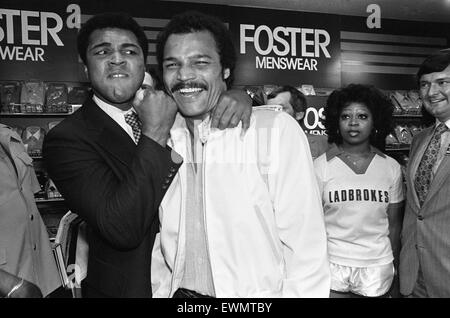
[400, 124, 450, 297]
[43, 97, 182, 297]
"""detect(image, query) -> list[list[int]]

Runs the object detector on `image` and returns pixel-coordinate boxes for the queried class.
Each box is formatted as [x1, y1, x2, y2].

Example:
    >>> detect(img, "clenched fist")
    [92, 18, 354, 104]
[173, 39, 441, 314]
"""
[133, 86, 177, 147]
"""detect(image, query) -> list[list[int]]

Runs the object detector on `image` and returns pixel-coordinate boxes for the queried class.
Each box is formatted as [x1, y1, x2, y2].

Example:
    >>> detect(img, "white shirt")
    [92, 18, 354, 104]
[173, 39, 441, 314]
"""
[314, 146, 404, 267]
[93, 95, 138, 144]
[152, 110, 330, 297]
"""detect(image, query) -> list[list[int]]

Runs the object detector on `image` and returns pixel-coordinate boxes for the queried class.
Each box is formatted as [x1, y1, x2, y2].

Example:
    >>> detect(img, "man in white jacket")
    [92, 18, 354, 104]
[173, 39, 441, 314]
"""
[151, 10, 330, 298]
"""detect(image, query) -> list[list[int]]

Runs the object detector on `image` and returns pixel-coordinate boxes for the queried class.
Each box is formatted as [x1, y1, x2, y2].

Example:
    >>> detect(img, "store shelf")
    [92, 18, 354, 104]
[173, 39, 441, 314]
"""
[35, 198, 65, 203]
[0, 112, 71, 117]
[393, 114, 422, 118]
[386, 146, 410, 151]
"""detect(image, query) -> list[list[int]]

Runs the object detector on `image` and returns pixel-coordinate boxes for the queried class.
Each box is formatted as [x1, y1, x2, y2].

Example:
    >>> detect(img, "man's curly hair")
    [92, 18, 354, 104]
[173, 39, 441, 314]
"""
[324, 84, 394, 150]
[77, 12, 148, 66]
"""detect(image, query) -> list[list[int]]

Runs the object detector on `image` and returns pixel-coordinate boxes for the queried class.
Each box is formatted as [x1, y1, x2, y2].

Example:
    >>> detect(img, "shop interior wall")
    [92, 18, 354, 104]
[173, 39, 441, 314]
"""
[1, 0, 449, 90]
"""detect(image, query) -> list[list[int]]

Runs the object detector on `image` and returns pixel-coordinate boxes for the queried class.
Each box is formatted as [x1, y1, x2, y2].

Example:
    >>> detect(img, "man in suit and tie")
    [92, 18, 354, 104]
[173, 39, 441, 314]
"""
[400, 50, 450, 297]
[43, 12, 252, 298]
[266, 85, 331, 159]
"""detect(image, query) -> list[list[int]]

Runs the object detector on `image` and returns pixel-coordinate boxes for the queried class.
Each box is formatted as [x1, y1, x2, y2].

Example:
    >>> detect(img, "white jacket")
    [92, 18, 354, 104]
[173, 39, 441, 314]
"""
[151, 109, 330, 298]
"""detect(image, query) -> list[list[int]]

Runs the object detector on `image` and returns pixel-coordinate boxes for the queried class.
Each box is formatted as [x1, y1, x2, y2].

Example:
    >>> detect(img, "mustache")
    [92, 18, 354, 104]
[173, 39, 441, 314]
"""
[170, 82, 207, 93]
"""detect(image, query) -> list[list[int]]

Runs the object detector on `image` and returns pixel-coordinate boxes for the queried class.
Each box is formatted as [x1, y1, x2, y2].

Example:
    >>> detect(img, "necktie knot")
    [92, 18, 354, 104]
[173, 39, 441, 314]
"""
[124, 111, 142, 143]
[435, 122, 448, 136]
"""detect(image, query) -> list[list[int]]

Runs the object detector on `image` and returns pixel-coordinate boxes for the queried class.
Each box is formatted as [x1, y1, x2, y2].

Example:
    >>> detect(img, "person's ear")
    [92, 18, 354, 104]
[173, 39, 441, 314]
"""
[83, 65, 90, 80]
[223, 68, 230, 80]
[295, 111, 305, 121]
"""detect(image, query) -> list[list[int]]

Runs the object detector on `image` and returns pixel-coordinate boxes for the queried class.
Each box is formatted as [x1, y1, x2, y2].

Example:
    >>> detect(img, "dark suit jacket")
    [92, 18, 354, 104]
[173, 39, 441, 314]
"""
[43, 98, 181, 297]
[400, 125, 450, 297]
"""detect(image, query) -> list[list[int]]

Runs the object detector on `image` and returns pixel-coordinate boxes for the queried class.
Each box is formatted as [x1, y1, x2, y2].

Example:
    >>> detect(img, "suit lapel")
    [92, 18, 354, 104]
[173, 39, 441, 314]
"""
[81, 99, 136, 166]
[407, 127, 433, 208]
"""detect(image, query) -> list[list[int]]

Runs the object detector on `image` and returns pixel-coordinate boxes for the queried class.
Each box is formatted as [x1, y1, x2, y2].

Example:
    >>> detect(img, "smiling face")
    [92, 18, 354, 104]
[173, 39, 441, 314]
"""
[419, 65, 450, 122]
[85, 28, 145, 110]
[339, 102, 374, 147]
[162, 30, 229, 120]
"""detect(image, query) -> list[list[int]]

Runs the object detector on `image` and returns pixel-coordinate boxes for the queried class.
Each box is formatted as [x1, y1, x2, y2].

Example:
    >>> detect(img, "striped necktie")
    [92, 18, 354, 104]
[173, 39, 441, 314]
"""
[414, 123, 448, 206]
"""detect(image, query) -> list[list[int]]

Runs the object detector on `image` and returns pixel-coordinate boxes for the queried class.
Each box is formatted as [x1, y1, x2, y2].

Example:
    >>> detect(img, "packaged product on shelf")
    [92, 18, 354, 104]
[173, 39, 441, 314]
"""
[406, 90, 422, 112]
[300, 84, 316, 96]
[401, 91, 422, 115]
[45, 83, 69, 113]
[22, 126, 46, 157]
[394, 124, 413, 145]
[390, 91, 414, 114]
[45, 178, 63, 199]
[20, 80, 45, 112]
[1, 81, 21, 113]
[47, 121, 62, 131]
[245, 85, 266, 106]
[385, 133, 400, 147]
[67, 86, 89, 106]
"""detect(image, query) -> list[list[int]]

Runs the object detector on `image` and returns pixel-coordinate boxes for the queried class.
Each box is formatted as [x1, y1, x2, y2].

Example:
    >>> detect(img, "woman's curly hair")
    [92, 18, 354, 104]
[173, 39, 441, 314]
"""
[324, 84, 394, 150]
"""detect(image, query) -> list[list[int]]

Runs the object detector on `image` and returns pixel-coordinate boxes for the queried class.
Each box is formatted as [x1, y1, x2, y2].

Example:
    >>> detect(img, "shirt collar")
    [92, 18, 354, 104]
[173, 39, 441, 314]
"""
[187, 114, 212, 144]
[0, 124, 22, 145]
[325, 143, 386, 161]
[93, 95, 133, 116]
[171, 113, 215, 142]
[436, 118, 450, 130]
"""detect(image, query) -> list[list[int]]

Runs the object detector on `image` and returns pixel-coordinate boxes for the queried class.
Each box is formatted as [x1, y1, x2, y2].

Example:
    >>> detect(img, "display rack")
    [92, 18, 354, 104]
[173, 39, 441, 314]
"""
[1, 80, 88, 242]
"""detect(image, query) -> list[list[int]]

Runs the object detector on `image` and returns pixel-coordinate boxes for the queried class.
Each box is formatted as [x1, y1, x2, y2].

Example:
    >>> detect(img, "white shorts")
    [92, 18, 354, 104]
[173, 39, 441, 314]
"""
[330, 262, 394, 297]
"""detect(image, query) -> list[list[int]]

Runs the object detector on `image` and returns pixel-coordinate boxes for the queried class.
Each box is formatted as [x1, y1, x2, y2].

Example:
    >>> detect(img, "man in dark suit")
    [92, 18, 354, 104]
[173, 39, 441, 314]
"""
[43, 12, 252, 298]
[400, 50, 450, 297]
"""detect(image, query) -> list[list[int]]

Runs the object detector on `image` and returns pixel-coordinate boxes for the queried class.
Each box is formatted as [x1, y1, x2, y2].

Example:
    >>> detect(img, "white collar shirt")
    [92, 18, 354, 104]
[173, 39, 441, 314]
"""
[93, 95, 138, 144]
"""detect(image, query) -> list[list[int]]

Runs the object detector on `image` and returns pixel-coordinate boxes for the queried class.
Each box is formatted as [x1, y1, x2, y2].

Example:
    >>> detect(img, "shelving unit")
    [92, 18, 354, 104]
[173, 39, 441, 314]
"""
[393, 114, 422, 119]
[2, 113, 68, 200]
[0, 106, 81, 242]
[36, 198, 65, 203]
[0, 112, 71, 117]
[386, 113, 424, 152]
[386, 146, 411, 152]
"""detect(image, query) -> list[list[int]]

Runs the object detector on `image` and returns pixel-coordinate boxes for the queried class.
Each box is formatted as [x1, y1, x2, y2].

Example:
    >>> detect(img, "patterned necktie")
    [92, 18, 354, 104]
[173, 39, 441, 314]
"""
[124, 111, 142, 143]
[414, 123, 448, 206]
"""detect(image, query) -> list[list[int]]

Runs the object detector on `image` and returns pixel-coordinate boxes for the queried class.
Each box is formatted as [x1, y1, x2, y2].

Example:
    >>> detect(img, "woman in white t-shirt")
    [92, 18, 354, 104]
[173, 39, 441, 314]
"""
[314, 84, 405, 298]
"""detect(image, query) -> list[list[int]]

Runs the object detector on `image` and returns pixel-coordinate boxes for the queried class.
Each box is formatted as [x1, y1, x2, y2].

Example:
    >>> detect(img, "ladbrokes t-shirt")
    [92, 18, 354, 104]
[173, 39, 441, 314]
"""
[314, 147, 404, 267]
